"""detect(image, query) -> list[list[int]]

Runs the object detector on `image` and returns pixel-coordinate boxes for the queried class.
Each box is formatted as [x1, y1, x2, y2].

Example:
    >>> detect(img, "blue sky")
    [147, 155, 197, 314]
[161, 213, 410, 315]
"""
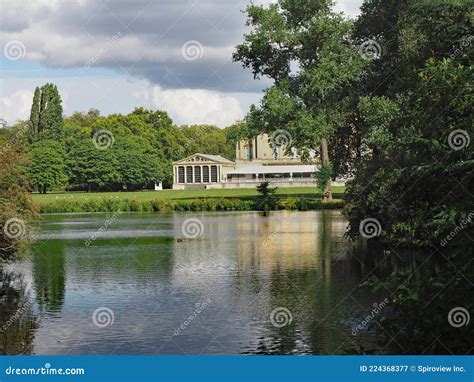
[0, 0, 362, 127]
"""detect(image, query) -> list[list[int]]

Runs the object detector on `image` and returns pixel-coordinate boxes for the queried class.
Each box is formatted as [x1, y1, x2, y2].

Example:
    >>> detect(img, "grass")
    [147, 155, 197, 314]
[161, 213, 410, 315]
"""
[32, 186, 345, 204]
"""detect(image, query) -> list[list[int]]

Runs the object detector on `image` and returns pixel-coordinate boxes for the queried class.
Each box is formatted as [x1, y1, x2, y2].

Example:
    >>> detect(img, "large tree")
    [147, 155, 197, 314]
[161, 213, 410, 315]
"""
[234, 0, 366, 200]
[28, 83, 64, 142]
[28, 140, 68, 194]
[344, 0, 473, 247]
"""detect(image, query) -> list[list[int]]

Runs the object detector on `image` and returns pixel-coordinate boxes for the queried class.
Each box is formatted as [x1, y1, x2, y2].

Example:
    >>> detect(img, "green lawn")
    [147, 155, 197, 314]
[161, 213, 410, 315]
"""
[32, 186, 345, 204]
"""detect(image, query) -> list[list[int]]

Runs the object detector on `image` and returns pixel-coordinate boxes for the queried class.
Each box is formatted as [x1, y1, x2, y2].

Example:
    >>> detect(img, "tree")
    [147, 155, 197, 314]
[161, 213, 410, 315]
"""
[234, 0, 366, 200]
[28, 140, 68, 194]
[344, 0, 473, 247]
[28, 83, 64, 142]
[256, 181, 278, 213]
[0, 135, 37, 259]
[67, 139, 120, 192]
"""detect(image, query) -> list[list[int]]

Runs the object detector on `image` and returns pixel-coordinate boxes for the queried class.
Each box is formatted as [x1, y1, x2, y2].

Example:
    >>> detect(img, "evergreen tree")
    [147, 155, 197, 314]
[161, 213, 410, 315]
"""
[28, 83, 64, 142]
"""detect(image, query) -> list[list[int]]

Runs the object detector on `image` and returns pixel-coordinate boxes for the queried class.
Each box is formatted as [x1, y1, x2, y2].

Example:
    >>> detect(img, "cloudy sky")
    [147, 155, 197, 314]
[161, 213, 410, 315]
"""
[0, 0, 362, 127]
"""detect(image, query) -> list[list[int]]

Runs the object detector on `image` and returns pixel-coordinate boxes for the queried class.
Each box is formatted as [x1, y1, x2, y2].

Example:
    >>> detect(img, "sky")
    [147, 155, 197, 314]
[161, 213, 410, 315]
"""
[0, 0, 363, 127]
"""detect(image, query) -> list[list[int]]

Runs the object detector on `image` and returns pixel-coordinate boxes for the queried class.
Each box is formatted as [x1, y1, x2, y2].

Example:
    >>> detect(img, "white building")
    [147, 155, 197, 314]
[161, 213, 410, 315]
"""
[172, 134, 324, 190]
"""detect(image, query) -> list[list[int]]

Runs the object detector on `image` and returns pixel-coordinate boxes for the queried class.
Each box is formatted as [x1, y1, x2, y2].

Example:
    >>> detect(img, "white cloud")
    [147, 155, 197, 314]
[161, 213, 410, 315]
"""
[0, 90, 33, 125]
[151, 86, 244, 127]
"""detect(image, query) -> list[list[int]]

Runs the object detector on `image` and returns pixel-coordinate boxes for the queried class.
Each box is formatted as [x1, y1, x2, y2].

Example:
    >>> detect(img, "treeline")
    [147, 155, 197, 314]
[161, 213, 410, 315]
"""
[4, 86, 240, 193]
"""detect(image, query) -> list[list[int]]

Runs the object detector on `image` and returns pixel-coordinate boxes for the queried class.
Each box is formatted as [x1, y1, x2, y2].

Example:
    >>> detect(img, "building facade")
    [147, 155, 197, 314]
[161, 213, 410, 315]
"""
[172, 134, 320, 189]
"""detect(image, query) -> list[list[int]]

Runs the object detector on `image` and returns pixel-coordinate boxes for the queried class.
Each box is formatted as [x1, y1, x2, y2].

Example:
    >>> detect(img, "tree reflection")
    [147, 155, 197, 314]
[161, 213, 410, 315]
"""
[0, 269, 38, 354]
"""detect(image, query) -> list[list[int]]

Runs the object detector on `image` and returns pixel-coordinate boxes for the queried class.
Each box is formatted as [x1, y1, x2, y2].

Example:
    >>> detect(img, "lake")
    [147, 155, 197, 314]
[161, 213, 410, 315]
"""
[0, 210, 428, 355]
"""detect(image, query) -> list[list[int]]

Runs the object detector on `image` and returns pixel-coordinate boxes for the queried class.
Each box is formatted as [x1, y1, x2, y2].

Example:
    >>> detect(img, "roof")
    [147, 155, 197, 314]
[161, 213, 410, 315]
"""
[227, 165, 318, 175]
[173, 153, 235, 165]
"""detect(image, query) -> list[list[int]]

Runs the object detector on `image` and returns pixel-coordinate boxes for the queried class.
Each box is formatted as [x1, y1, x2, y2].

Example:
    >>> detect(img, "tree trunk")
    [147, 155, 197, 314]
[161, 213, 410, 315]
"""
[42, 184, 47, 194]
[320, 138, 332, 201]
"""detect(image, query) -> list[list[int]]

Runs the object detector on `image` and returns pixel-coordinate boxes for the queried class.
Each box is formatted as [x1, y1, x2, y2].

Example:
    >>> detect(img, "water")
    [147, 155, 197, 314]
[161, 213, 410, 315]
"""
[0, 211, 428, 355]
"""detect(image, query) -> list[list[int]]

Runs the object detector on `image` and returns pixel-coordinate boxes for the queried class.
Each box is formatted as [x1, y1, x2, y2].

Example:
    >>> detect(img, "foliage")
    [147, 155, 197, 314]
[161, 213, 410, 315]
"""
[344, 0, 473, 248]
[256, 181, 278, 211]
[28, 83, 64, 142]
[28, 140, 68, 193]
[234, 0, 368, 200]
[315, 163, 333, 198]
[0, 138, 38, 260]
[362, 251, 473, 354]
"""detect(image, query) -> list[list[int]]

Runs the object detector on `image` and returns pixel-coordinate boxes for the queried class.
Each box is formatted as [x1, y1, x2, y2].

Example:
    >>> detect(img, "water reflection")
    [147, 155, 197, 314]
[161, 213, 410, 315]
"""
[1, 211, 438, 355]
[0, 269, 37, 354]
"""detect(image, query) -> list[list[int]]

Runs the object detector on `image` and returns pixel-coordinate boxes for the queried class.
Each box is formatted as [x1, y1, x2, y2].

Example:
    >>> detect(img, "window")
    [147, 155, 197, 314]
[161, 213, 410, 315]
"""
[203, 166, 209, 182]
[194, 166, 201, 183]
[186, 166, 193, 183]
[178, 166, 185, 183]
[211, 165, 218, 182]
